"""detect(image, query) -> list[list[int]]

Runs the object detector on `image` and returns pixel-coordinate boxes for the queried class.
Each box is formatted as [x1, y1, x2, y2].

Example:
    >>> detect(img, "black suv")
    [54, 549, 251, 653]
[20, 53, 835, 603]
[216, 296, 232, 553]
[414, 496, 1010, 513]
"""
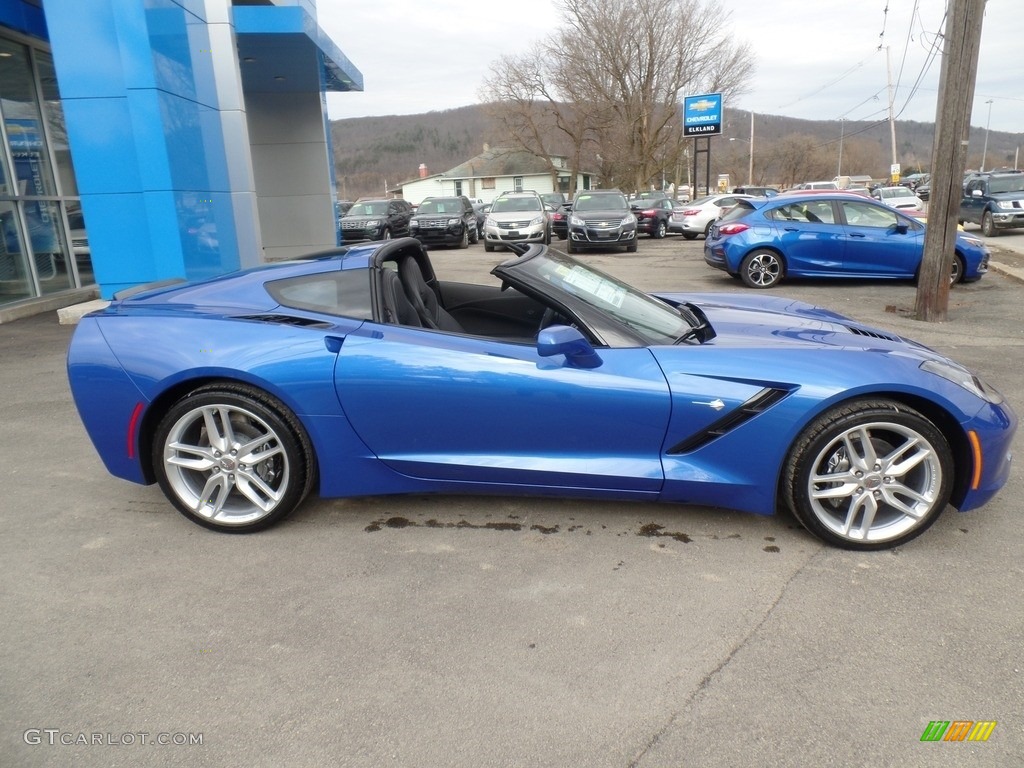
[959, 170, 1024, 237]
[339, 198, 413, 242]
[410, 195, 479, 248]
[566, 189, 637, 253]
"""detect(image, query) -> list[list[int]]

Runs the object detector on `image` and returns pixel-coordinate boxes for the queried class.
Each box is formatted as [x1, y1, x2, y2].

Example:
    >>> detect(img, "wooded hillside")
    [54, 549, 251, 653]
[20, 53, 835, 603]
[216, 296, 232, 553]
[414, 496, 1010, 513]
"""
[329, 105, 1022, 199]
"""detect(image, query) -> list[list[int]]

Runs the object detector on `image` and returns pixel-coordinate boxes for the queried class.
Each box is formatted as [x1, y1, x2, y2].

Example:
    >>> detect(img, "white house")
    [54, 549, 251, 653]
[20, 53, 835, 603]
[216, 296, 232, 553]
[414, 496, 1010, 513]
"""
[400, 146, 594, 205]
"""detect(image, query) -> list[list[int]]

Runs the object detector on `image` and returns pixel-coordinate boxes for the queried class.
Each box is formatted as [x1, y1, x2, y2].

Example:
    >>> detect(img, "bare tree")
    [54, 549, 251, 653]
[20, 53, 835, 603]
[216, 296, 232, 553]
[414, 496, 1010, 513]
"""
[480, 0, 753, 193]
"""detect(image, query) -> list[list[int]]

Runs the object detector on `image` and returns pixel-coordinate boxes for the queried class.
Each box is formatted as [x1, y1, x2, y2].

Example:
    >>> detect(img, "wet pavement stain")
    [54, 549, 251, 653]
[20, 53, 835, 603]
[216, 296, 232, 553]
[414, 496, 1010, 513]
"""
[637, 523, 693, 543]
[763, 545, 781, 553]
[365, 516, 524, 533]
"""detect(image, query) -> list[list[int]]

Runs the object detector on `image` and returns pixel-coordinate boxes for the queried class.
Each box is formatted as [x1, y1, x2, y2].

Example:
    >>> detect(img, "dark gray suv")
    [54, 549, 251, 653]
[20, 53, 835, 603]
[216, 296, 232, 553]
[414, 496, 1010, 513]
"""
[339, 198, 413, 242]
[566, 189, 638, 253]
[410, 196, 479, 248]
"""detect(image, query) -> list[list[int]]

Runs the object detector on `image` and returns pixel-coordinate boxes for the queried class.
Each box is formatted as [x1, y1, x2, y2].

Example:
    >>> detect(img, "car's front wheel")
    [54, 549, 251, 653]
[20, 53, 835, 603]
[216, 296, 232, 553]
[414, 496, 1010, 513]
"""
[783, 399, 953, 550]
[458, 226, 470, 249]
[153, 384, 314, 533]
[950, 254, 964, 285]
[682, 232, 697, 240]
[981, 211, 999, 237]
[740, 250, 784, 288]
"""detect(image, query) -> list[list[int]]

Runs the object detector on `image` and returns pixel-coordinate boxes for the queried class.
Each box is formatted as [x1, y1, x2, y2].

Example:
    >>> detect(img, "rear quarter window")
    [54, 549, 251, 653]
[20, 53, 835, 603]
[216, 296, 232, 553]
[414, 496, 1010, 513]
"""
[266, 270, 373, 319]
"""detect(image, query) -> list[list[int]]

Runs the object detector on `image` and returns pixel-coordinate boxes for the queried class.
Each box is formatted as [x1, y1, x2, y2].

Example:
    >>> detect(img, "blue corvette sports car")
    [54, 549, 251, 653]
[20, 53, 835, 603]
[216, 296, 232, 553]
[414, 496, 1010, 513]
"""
[67, 238, 1015, 550]
[704, 192, 990, 288]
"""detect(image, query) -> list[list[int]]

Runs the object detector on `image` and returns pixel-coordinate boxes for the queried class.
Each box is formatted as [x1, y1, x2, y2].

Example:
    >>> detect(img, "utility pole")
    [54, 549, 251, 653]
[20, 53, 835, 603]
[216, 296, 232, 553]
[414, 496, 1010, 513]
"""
[981, 99, 994, 171]
[886, 46, 898, 166]
[914, 0, 986, 322]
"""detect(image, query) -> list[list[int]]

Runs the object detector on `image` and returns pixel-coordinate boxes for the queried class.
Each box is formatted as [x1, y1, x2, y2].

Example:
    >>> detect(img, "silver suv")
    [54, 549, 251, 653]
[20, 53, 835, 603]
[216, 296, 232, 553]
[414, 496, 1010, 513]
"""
[482, 192, 550, 252]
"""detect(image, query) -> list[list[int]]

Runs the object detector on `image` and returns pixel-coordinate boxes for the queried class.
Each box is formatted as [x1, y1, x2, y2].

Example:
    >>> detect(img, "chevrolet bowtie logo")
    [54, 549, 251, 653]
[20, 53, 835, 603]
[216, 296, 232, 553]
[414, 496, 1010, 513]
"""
[689, 99, 717, 112]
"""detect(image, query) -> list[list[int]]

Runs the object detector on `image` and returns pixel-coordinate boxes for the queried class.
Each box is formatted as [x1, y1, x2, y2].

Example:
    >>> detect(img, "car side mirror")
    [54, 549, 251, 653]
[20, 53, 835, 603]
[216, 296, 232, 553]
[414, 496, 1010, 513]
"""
[971, 189, 983, 198]
[892, 222, 909, 234]
[537, 325, 602, 369]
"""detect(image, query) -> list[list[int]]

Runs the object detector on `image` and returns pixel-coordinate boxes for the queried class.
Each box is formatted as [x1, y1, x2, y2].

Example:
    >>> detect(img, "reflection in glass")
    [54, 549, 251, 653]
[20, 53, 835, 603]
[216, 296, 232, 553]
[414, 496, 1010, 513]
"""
[27, 200, 73, 294]
[0, 202, 33, 301]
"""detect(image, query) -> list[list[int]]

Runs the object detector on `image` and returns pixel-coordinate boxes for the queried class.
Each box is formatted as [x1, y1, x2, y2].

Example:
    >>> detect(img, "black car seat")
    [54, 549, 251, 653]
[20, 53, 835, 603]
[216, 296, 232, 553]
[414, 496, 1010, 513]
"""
[380, 268, 422, 327]
[398, 257, 465, 332]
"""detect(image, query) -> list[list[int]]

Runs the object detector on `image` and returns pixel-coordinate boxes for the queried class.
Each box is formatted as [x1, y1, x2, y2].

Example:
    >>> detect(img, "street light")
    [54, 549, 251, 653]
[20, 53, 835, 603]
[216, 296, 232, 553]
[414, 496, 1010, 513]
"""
[981, 99, 993, 172]
[729, 112, 754, 185]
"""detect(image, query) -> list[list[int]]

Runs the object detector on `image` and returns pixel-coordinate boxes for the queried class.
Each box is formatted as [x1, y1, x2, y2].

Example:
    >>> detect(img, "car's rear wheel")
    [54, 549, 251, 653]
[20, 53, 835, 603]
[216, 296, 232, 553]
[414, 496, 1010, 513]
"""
[653, 220, 666, 239]
[783, 399, 953, 550]
[153, 384, 314, 533]
[703, 221, 715, 238]
[740, 250, 784, 288]
[981, 211, 999, 237]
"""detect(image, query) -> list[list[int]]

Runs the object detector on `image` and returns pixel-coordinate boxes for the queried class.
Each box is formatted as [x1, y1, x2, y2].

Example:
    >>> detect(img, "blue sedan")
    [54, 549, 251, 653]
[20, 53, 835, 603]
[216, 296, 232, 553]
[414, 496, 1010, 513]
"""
[704, 193, 990, 288]
[67, 238, 1015, 549]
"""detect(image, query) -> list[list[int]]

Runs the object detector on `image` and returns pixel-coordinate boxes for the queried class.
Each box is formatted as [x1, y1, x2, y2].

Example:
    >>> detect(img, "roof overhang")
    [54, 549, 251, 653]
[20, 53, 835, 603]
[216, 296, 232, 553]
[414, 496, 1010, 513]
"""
[232, 5, 362, 94]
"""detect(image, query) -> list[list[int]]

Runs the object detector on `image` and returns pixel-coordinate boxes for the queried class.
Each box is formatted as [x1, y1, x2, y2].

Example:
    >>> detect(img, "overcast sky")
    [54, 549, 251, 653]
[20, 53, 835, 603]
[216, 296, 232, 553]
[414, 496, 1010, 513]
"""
[318, 0, 1023, 136]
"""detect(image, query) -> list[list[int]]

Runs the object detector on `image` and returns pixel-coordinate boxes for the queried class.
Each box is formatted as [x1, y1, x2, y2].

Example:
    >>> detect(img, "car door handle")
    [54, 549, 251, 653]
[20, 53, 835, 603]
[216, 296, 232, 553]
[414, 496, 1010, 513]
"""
[848, 233, 866, 238]
[783, 227, 799, 232]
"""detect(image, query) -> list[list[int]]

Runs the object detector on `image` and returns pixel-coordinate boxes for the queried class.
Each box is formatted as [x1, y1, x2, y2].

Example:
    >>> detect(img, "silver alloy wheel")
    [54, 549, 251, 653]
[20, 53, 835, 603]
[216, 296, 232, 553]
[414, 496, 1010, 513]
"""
[742, 251, 782, 287]
[950, 255, 962, 285]
[162, 403, 290, 526]
[805, 420, 944, 544]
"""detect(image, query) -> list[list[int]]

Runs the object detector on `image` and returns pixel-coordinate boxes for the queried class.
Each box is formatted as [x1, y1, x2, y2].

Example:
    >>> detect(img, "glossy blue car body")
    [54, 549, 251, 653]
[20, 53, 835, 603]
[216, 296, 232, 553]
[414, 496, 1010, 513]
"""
[704, 193, 990, 286]
[67, 238, 1014, 546]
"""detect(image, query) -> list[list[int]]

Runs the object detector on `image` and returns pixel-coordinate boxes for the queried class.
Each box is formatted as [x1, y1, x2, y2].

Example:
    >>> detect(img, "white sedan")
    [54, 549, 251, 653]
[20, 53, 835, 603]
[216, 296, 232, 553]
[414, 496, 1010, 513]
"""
[669, 193, 756, 239]
[871, 186, 924, 211]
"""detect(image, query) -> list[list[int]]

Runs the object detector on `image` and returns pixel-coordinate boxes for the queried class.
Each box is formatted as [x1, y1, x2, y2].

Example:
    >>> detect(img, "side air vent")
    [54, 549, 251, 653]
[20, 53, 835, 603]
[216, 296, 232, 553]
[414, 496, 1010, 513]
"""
[234, 314, 333, 329]
[846, 325, 899, 342]
[667, 387, 791, 455]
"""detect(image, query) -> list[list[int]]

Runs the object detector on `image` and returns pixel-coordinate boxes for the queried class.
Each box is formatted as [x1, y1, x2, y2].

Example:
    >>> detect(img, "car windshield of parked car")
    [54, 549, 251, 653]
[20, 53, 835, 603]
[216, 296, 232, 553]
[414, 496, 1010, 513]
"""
[508, 249, 693, 345]
[573, 193, 628, 212]
[989, 176, 1024, 194]
[418, 199, 461, 214]
[877, 188, 910, 200]
[349, 202, 387, 216]
[492, 197, 542, 213]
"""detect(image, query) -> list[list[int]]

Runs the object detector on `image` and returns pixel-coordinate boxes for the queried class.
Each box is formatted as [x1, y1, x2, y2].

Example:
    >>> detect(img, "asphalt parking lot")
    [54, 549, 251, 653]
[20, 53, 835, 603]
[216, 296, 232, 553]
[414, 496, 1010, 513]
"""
[3, 230, 1023, 767]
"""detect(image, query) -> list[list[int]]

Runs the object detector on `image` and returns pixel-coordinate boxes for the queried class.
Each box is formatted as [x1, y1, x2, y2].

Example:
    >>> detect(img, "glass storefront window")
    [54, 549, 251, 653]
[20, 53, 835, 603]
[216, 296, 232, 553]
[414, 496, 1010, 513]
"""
[0, 200, 33, 302]
[0, 34, 91, 305]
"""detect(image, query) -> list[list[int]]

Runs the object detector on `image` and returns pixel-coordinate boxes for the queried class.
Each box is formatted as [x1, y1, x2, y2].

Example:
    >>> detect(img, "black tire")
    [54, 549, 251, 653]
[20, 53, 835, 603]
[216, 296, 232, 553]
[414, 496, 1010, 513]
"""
[652, 219, 667, 239]
[782, 399, 953, 550]
[566, 238, 578, 254]
[682, 232, 698, 240]
[381, 227, 392, 241]
[703, 220, 715, 238]
[153, 383, 314, 533]
[740, 249, 784, 288]
[626, 241, 638, 253]
[556, 232, 567, 240]
[469, 225, 479, 244]
[484, 241, 494, 252]
[458, 226, 470, 249]
[544, 228, 551, 245]
[981, 211, 998, 237]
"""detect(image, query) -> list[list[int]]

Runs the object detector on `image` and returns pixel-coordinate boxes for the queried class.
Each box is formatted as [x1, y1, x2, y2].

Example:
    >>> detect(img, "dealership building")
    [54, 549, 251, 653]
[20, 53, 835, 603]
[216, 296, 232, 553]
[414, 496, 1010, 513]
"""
[0, 0, 361, 321]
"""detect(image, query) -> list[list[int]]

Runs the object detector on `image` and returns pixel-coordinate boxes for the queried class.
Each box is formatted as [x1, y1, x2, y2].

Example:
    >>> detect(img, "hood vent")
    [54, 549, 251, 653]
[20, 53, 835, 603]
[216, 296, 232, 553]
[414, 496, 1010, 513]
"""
[846, 325, 899, 343]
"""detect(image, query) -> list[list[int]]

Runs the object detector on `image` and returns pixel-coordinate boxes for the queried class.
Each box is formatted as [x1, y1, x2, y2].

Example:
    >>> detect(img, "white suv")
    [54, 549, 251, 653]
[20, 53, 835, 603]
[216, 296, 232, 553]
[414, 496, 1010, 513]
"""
[483, 192, 550, 251]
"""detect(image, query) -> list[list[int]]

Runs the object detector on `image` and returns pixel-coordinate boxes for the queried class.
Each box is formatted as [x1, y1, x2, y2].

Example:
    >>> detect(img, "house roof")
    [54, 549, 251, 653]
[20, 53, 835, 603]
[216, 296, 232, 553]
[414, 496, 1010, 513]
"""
[446, 147, 563, 179]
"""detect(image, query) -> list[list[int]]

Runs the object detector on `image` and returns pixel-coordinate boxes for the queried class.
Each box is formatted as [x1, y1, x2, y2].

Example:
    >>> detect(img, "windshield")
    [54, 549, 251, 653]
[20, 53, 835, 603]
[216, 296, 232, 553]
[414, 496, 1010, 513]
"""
[347, 201, 388, 216]
[877, 188, 908, 199]
[491, 196, 542, 213]
[573, 192, 628, 212]
[417, 199, 461, 214]
[504, 248, 693, 345]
